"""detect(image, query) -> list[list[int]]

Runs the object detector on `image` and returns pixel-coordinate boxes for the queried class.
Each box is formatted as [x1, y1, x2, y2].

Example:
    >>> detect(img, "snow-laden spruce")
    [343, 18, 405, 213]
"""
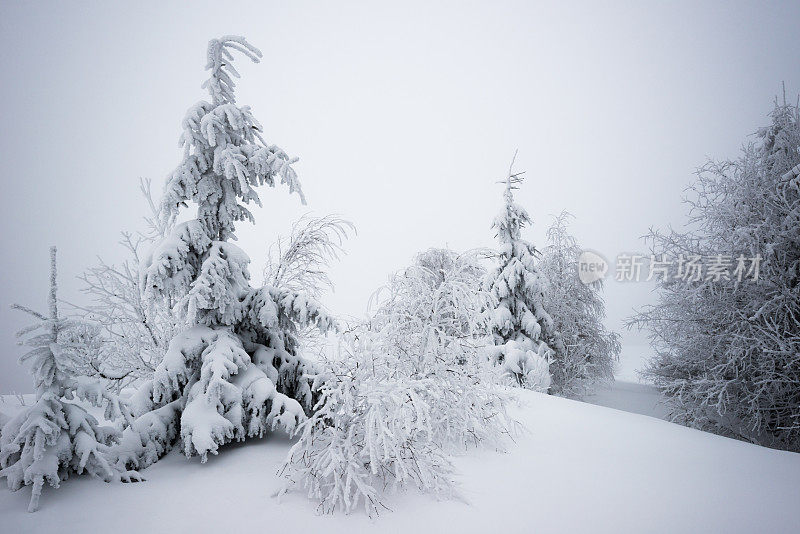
[485, 155, 562, 391]
[539, 212, 620, 397]
[0, 248, 140, 512]
[118, 36, 334, 467]
[281, 249, 514, 516]
[630, 92, 800, 451]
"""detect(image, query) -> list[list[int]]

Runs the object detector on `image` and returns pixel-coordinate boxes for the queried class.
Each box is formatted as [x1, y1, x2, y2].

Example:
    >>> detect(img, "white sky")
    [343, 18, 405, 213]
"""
[1, 1, 799, 392]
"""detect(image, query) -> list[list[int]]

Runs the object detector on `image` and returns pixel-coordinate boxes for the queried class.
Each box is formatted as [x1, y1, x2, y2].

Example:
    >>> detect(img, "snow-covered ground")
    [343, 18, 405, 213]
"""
[1, 390, 797, 533]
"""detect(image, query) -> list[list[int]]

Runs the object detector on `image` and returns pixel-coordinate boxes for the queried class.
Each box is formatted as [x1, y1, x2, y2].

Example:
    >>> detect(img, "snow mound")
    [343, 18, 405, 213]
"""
[1, 390, 797, 532]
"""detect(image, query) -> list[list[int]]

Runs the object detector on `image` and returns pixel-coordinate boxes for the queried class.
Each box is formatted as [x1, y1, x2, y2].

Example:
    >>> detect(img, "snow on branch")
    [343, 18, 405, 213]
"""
[203, 35, 262, 105]
[264, 214, 355, 299]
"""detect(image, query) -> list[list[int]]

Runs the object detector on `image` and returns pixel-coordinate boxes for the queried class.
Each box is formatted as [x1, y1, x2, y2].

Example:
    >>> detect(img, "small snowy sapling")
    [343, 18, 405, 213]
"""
[0, 248, 140, 512]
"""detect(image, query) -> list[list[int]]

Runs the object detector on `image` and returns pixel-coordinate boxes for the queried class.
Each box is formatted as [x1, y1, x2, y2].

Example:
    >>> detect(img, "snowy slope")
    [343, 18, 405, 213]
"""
[1, 390, 798, 533]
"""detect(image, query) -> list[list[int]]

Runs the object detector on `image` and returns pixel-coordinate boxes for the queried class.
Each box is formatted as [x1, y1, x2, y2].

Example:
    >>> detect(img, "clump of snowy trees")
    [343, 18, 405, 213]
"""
[1, 35, 335, 510]
[1, 35, 622, 514]
[539, 212, 620, 396]
[631, 94, 800, 451]
[482, 159, 620, 397]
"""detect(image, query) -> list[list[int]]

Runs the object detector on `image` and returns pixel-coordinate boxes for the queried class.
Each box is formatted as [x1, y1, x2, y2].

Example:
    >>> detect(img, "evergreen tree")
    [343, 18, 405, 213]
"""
[539, 212, 620, 396]
[485, 154, 562, 391]
[128, 36, 334, 465]
[1, 248, 139, 512]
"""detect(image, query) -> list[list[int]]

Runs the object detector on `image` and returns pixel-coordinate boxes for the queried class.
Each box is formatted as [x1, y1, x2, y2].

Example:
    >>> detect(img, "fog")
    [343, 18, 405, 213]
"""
[1, 0, 798, 392]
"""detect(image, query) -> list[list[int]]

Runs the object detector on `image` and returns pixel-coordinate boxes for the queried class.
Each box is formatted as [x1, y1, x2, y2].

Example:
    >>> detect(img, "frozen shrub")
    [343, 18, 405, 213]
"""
[280, 249, 514, 516]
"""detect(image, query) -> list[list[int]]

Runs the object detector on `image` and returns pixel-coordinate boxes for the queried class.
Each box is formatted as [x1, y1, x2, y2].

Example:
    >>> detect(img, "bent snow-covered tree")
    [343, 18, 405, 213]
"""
[372, 248, 492, 364]
[281, 248, 512, 516]
[485, 154, 563, 391]
[129, 36, 334, 465]
[539, 212, 620, 397]
[1, 248, 139, 512]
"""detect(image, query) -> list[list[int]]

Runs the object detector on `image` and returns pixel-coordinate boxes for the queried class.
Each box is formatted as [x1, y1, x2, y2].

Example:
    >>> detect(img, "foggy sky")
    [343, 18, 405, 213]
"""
[1, 0, 799, 392]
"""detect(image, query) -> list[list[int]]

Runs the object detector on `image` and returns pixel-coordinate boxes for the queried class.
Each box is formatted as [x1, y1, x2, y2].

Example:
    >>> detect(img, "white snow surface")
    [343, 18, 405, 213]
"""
[1, 390, 798, 533]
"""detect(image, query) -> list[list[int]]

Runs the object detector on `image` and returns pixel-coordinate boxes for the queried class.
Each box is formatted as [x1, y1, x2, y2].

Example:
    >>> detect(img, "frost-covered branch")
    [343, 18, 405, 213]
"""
[71, 179, 178, 386]
[263, 214, 355, 299]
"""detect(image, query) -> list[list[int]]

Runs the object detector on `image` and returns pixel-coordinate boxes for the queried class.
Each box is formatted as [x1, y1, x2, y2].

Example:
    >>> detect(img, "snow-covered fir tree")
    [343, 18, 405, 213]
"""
[539, 212, 620, 397]
[485, 154, 562, 391]
[120, 36, 334, 467]
[0, 248, 139, 512]
[631, 92, 800, 451]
